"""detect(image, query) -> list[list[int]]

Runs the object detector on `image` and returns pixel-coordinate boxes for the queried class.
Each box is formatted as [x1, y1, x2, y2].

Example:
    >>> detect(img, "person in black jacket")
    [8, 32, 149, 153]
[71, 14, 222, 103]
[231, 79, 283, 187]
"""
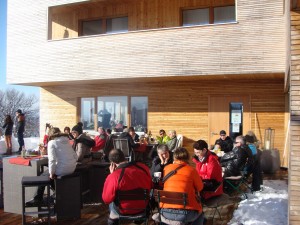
[214, 130, 233, 153]
[2, 115, 14, 155]
[150, 144, 173, 179]
[15, 109, 25, 152]
[220, 135, 253, 178]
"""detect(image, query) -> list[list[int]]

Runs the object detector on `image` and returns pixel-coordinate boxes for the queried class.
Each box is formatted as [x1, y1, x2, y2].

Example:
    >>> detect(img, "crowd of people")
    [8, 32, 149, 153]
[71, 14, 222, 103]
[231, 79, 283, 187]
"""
[10, 120, 262, 225]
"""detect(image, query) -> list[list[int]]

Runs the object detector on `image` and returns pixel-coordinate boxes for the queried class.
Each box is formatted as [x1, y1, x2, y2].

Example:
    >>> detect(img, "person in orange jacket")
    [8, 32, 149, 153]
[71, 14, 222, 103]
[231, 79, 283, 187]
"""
[161, 147, 205, 225]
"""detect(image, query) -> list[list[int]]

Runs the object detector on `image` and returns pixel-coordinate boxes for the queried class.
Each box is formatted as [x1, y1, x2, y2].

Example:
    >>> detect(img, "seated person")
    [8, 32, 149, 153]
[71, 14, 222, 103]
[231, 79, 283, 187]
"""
[26, 127, 77, 206]
[118, 128, 135, 148]
[192, 140, 223, 200]
[220, 135, 253, 178]
[91, 127, 107, 152]
[103, 128, 117, 162]
[71, 124, 95, 164]
[150, 144, 173, 184]
[64, 126, 74, 140]
[128, 126, 140, 143]
[160, 147, 204, 225]
[166, 130, 177, 152]
[215, 130, 233, 153]
[156, 129, 171, 144]
[102, 149, 152, 225]
[134, 135, 148, 162]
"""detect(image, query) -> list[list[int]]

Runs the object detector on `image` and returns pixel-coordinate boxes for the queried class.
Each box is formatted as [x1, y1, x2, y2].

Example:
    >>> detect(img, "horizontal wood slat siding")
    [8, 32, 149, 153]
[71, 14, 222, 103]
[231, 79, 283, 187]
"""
[40, 78, 285, 161]
[7, 0, 286, 85]
[290, 9, 300, 225]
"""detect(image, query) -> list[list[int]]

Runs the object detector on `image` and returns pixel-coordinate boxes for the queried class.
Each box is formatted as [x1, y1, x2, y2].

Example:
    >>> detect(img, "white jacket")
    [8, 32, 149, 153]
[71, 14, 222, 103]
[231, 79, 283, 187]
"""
[48, 136, 77, 176]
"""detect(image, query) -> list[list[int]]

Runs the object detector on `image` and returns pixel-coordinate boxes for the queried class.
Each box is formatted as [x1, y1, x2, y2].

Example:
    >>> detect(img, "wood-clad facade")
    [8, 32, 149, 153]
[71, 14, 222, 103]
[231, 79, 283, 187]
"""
[290, 1, 300, 223]
[40, 77, 286, 155]
[6, 0, 292, 222]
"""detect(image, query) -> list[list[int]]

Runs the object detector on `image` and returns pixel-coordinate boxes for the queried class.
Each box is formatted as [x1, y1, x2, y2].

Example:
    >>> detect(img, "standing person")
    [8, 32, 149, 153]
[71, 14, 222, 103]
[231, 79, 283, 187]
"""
[2, 115, 14, 155]
[192, 140, 223, 200]
[214, 130, 233, 153]
[102, 149, 152, 225]
[26, 127, 77, 206]
[15, 109, 25, 152]
[160, 147, 204, 225]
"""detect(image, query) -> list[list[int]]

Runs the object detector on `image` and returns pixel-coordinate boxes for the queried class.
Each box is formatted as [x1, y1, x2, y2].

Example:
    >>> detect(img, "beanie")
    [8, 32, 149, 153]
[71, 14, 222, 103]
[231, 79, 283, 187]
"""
[72, 125, 83, 135]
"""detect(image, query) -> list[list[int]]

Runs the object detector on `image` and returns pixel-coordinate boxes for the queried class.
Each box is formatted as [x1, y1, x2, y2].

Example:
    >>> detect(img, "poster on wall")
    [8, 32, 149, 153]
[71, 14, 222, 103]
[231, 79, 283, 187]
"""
[231, 110, 242, 123]
[232, 123, 240, 132]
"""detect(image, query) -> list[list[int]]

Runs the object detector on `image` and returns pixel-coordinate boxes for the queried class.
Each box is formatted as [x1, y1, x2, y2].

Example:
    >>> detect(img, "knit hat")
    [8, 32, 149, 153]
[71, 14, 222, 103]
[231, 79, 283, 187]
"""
[16, 109, 22, 114]
[220, 130, 226, 135]
[72, 125, 83, 135]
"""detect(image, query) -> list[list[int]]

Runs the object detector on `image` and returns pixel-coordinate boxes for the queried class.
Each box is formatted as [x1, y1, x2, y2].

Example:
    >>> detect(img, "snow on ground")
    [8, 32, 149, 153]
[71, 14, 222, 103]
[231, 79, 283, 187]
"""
[228, 180, 288, 225]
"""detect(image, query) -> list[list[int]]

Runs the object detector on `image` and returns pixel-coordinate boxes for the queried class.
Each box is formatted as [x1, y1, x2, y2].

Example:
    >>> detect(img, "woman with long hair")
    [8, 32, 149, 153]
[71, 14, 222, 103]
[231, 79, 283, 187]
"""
[2, 115, 14, 155]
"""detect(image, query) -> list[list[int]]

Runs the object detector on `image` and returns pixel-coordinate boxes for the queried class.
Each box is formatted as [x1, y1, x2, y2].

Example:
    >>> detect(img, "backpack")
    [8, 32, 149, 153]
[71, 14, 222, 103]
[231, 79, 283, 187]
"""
[81, 136, 96, 148]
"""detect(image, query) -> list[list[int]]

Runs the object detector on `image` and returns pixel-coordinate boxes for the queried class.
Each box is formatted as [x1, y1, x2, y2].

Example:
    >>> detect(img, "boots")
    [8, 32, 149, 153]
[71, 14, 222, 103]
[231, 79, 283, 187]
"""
[5, 148, 12, 155]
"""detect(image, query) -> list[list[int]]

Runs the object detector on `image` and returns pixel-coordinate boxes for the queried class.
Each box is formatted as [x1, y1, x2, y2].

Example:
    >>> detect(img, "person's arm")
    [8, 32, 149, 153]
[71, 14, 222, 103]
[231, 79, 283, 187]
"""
[76, 142, 84, 162]
[2, 122, 7, 129]
[167, 138, 177, 151]
[102, 173, 118, 204]
[150, 157, 163, 176]
[47, 141, 57, 178]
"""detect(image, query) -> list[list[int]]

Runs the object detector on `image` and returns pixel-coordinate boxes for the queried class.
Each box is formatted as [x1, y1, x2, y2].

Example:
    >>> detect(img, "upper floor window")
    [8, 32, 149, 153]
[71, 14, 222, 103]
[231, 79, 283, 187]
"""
[82, 19, 103, 36]
[106, 17, 128, 34]
[182, 5, 235, 27]
[183, 8, 209, 26]
[214, 6, 236, 24]
[80, 16, 128, 36]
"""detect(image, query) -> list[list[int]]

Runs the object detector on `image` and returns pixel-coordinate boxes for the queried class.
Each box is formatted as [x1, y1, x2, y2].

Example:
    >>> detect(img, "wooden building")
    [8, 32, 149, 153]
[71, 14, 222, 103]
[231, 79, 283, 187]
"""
[290, 0, 300, 224]
[6, 0, 295, 222]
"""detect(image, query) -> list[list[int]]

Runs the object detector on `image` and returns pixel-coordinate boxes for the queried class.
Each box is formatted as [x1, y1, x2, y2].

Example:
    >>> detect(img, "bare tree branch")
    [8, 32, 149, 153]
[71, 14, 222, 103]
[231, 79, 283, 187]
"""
[0, 88, 39, 137]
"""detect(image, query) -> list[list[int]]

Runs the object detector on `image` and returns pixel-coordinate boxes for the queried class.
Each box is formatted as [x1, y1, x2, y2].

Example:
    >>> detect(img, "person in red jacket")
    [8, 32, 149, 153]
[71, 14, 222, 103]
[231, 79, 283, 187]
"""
[192, 140, 223, 200]
[102, 149, 152, 225]
[91, 127, 107, 152]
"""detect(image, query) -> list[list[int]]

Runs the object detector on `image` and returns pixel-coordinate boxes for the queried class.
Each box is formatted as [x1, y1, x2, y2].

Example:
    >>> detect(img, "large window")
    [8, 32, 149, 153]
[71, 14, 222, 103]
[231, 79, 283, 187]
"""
[81, 96, 148, 132]
[80, 16, 128, 36]
[182, 5, 236, 27]
[131, 97, 148, 132]
[81, 98, 95, 130]
[97, 96, 128, 130]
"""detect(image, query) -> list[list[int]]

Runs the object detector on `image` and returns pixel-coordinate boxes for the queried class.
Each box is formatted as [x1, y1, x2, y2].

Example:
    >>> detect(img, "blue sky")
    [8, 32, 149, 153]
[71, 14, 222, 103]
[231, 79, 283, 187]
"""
[0, 0, 39, 97]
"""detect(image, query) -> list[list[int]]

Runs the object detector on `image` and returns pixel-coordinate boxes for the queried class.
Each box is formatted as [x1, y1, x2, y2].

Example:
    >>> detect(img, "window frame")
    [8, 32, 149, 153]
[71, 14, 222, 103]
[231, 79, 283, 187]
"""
[79, 96, 148, 132]
[181, 4, 236, 27]
[79, 15, 128, 37]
